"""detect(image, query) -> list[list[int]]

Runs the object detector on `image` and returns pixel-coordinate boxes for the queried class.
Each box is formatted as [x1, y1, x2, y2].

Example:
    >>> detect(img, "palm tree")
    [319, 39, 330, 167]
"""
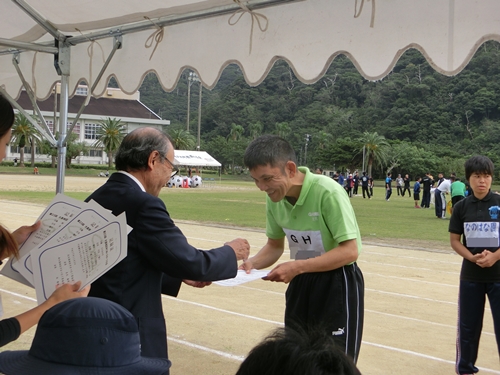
[248, 121, 263, 140]
[94, 118, 127, 168]
[358, 131, 390, 177]
[169, 128, 195, 150]
[11, 114, 41, 168]
[227, 123, 244, 141]
[275, 122, 290, 138]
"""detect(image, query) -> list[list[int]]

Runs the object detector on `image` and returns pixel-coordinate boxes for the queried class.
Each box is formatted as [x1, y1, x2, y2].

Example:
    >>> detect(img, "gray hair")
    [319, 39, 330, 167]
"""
[115, 128, 171, 171]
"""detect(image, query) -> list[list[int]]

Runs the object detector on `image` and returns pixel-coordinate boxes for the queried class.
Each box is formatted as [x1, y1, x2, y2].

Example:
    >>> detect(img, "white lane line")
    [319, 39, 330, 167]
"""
[0, 287, 37, 302]
[358, 260, 458, 275]
[363, 341, 500, 374]
[169, 337, 245, 362]
[366, 309, 494, 337]
[366, 288, 456, 305]
[166, 296, 499, 372]
[363, 272, 458, 288]
[163, 295, 283, 325]
[363, 251, 461, 265]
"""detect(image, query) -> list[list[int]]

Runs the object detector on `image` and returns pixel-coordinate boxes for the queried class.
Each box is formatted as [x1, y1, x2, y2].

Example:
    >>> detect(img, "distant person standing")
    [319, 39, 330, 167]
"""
[338, 172, 344, 187]
[385, 172, 392, 201]
[450, 176, 466, 213]
[315, 168, 323, 175]
[413, 177, 421, 208]
[421, 172, 433, 208]
[346, 174, 353, 197]
[402, 174, 412, 197]
[396, 174, 404, 196]
[436, 173, 444, 187]
[435, 177, 451, 219]
[353, 171, 359, 195]
[368, 175, 374, 197]
[361, 171, 371, 199]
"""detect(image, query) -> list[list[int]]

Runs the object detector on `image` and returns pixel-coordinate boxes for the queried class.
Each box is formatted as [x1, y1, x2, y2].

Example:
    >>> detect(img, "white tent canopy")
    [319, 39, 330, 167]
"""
[174, 150, 221, 167]
[2, 0, 500, 100]
[1, 0, 499, 191]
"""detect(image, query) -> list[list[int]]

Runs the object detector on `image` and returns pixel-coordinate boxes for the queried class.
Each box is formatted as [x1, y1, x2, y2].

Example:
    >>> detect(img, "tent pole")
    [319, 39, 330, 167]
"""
[56, 74, 69, 194]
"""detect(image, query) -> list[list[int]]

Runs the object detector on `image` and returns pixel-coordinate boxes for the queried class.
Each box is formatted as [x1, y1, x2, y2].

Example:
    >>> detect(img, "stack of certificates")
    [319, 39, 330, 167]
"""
[1, 194, 129, 303]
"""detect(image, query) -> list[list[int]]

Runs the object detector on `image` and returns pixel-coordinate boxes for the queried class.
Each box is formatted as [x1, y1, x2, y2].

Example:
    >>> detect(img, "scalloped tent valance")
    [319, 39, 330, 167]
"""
[1, 0, 500, 101]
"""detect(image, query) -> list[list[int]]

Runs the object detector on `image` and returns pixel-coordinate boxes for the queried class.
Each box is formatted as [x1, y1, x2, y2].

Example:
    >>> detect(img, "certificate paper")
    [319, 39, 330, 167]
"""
[214, 269, 269, 287]
[1, 194, 128, 303]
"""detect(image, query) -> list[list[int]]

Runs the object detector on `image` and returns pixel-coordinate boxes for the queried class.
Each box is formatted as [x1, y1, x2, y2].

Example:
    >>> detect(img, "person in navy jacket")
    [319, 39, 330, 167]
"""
[86, 127, 249, 366]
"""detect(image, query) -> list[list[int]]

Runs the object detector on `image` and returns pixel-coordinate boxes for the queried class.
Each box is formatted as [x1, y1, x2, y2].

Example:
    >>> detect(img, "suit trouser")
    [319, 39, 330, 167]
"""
[402, 187, 411, 197]
[421, 190, 431, 208]
[456, 281, 500, 374]
[434, 189, 446, 218]
[362, 186, 370, 198]
[285, 264, 364, 364]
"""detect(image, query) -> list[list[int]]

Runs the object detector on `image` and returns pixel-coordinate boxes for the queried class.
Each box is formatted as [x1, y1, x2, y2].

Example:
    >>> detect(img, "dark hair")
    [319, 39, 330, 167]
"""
[235, 327, 361, 375]
[464, 155, 494, 181]
[0, 94, 15, 138]
[115, 128, 171, 172]
[0, 225, 19, 260]
[244, 135, 296, 171]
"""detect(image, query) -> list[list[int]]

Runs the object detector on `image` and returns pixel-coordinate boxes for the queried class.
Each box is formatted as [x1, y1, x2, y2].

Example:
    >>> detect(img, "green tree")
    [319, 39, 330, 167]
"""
[11, 114, 41, 168]
[66, 133, 89, 168]
[228, 123, 244, 141]
[248, 121, 263, 140]
[94, 118, 127, 168]
[168, 128, 195, 150]
[358, 131, 390, 177]
[275, 122, 290, 138]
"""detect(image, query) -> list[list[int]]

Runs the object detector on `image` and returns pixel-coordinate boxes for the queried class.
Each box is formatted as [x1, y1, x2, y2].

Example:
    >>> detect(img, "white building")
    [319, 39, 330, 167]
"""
[12, 85, 169, 165]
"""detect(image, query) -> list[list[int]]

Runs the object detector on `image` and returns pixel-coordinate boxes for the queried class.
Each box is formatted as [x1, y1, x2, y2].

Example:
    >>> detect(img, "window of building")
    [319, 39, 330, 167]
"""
[75, 86, 88, 96]
[42, 120, 79, 136]
[84, 123, 100, 140]
[88, 149, 103, 157]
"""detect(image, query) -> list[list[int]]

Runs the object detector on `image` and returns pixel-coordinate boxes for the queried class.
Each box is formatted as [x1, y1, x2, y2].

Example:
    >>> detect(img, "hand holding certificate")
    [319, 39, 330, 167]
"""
[1, 194, 129, 303]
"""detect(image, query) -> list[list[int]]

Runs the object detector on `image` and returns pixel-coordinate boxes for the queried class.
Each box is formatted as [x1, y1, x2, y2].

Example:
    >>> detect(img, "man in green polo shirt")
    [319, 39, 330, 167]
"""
[241, 135, 364, 363]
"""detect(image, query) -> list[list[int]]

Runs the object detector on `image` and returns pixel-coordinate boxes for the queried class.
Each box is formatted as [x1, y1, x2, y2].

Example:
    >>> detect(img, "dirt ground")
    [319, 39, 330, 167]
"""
[0, 175, 499, 375]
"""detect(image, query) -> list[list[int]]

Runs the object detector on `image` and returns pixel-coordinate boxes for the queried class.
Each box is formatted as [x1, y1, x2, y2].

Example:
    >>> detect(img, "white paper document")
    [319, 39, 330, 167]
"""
[1, 194, 129, 303]
[214, 269, 269, 287]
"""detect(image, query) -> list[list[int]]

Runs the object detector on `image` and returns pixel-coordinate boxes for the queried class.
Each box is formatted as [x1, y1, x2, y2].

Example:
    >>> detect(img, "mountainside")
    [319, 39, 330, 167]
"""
[139, 41, 500, 178]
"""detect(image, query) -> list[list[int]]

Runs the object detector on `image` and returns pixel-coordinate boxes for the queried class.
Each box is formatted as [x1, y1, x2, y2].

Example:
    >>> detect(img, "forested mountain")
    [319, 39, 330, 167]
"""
[138, 41, 500, 178]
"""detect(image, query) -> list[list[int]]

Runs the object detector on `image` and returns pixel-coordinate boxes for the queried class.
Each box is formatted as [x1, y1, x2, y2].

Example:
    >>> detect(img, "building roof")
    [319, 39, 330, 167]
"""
[16, 91, 162, 120]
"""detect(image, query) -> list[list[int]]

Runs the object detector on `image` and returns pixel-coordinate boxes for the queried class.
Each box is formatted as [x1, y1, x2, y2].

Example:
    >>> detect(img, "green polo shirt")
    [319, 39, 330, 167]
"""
[451, 180, 467, 198]
[266, 167, 362, 261]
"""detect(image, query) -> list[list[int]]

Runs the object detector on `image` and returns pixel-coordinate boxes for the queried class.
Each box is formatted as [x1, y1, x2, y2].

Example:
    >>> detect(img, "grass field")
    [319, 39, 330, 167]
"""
[0, 173, 467, 250]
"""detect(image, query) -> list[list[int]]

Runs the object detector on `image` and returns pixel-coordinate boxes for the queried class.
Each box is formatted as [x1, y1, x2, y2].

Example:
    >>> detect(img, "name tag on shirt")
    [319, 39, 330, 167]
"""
[464, 221, 499, 248]
[283, 229, 324, 260]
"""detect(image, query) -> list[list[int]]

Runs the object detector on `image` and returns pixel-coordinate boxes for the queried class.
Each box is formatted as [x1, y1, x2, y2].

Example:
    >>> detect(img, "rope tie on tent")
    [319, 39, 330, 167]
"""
[354, 0, 376, 28]
[144, 16, 164, 61]
[85, 40, 105, 105]
[229, 0, 268, 54]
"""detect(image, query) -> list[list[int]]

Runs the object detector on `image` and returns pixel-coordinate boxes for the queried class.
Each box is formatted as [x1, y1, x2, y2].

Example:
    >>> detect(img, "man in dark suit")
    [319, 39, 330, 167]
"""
[86, 127, 250, 366]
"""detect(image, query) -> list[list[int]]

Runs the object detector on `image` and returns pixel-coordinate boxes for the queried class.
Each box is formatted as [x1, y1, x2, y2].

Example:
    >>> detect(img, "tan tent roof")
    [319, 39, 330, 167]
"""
[1, 0, 500, 101]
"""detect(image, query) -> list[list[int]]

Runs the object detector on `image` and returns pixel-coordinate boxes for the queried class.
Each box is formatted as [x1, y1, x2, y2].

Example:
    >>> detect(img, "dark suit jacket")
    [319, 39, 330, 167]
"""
[86, 173, 237, 359]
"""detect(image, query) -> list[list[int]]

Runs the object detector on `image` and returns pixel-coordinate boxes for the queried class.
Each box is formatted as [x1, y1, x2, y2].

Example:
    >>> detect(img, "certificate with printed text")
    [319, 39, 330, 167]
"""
[0, 194, 129, 303]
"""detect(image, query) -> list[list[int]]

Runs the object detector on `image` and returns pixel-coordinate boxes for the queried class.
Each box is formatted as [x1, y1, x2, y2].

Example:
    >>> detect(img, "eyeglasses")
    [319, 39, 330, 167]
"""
[163, 156, 179, 178]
